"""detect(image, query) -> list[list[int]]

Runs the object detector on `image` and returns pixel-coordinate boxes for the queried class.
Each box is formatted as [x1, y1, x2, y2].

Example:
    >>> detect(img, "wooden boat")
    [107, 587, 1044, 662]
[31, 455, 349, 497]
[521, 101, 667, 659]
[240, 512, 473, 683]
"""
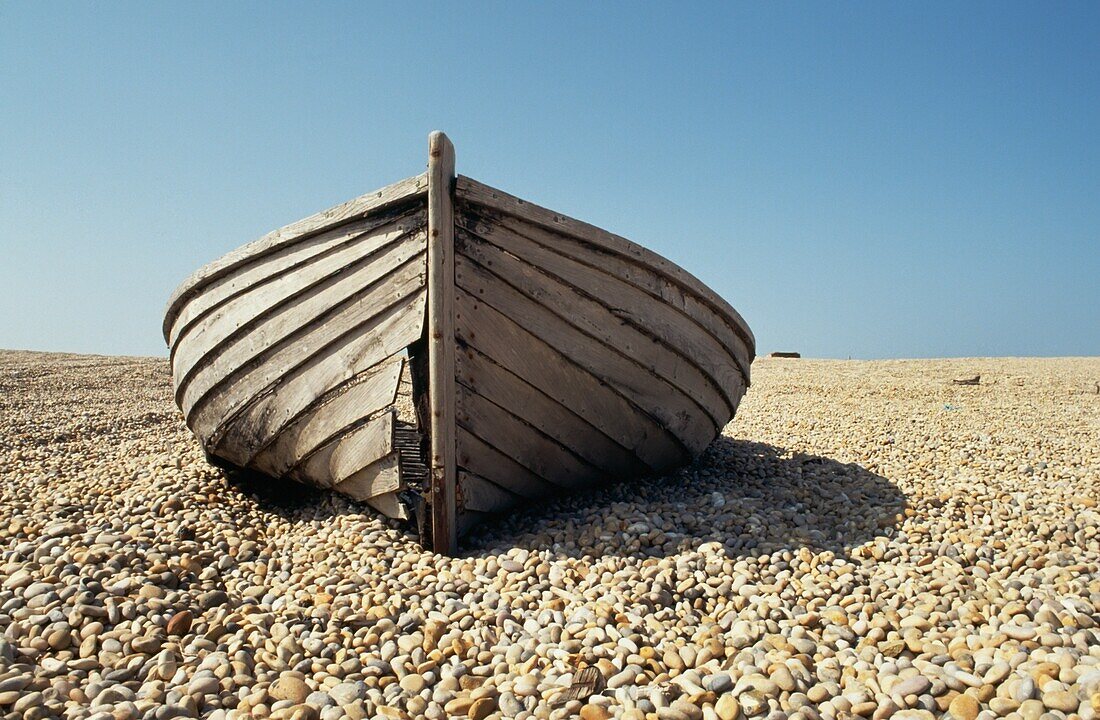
[163, 132, 754, 553]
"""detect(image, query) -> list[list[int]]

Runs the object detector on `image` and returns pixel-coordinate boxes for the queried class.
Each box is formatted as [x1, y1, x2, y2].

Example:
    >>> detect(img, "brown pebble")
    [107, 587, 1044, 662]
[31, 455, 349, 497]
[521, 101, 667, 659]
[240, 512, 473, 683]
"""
[166, 610, 192, 636]
[468, 697, 497, 720]
[580, 705, 611, 720]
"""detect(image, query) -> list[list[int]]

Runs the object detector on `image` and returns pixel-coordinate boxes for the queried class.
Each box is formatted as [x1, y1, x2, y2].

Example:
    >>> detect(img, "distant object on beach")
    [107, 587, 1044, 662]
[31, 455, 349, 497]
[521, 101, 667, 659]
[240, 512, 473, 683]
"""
[953, 374, 981, 386]
[768, 351, 801, 359]
[162, 132, 755, 553]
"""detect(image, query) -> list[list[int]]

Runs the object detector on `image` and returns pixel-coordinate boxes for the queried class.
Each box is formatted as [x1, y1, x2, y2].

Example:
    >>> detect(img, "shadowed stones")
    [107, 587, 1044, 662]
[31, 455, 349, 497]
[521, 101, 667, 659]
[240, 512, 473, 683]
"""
[462, 438, 907, 560]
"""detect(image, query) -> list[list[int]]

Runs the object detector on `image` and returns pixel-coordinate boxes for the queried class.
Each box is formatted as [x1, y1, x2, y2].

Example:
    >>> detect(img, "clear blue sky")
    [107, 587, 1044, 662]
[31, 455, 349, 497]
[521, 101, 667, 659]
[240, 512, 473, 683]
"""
[2, 2, 1097, 358]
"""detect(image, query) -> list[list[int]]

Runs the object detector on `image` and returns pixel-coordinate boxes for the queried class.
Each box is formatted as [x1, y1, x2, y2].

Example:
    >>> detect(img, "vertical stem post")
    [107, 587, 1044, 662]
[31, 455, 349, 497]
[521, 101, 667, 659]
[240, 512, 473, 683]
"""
[426, 131, 457, 554]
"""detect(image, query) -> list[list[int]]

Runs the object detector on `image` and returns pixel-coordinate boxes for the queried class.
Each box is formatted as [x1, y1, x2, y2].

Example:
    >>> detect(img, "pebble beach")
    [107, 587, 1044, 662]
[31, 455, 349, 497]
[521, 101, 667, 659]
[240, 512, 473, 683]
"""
[1, 350, 1097, 720]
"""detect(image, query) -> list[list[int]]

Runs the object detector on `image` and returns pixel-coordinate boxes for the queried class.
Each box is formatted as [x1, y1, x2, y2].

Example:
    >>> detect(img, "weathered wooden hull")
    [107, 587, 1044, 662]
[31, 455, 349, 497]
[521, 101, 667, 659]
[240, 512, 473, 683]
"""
[164, 132, 755, 553]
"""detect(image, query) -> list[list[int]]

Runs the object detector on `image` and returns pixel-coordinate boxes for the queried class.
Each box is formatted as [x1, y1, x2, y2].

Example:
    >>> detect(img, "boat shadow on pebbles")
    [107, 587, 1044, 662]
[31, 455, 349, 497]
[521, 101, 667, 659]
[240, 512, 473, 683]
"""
[460, 438, 908, 561]
[211, 437, 908, 561]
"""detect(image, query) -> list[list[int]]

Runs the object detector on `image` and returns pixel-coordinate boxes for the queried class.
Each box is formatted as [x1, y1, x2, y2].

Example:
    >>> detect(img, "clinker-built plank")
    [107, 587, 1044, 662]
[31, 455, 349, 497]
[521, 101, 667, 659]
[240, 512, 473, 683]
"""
[169, 208, 425, 347]
[178, 240, 425, 416]
[481, 209, 751, 379]
[198, 289, 426, 451]
[248, 357, 405, 476]
[455, 226, 731, 424]
[289, 412, 396, 488]
[455, 175, 755, 354]
[184, 263, 425, 441]
[456, 344, 646, 477]
[455, 211, 748, 402]
[455, 427, 556, 499]
[164, 172, 428, 339]
[173, 223, 422, 392]
[455, 262, 715, 454]
[453, 285, 685, 470]
[456, 383, 606, 491]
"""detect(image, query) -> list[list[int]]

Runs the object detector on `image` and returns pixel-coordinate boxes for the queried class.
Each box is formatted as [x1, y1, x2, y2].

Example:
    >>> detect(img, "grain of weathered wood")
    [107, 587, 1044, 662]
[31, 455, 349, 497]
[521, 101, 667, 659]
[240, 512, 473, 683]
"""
[336, 454, 402, 499]
[455, 225, 731, 425]
[460, 206, 753, 384]
[453, 285, 685, 470]
[178, 241, 425, 417]
[455, 426, 556, 498]
[184, 269, 425, 448]
[458, 470, 522, 513]
[169, 208, 425, 347]
[326, 411, 397, 482]
[164, 172, 428, 340]
[197, 289, 426, 450]
[456, 345, 646, 477]
[456, 383, 605, 490]
[363, 490, 409, 520]
[455, 262, 715, 453]
[335, 453, 402, 500]
[427, 131, 457, 554]
[459, 211, 752, 393]
[172, 224, 423, 392]
[249, 357, 405, 476]
[455, 175, 755, 353]
[289, 413, 395, 488]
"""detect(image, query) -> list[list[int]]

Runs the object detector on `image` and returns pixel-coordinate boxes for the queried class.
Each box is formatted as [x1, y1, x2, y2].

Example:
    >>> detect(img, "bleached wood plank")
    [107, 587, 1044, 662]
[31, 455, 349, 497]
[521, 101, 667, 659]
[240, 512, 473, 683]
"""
[456, 345, 646, 477]
[181, 249, 425, 422]
[455, 426, 555, 499]
[179, 243, 425, 417]
[427, 131, 457, 555]
[455, 175, 755, 353]
[335, 453, 402, 500]
[364, 490, 409, 520]
[492, 211, 751, 378]
[455, 226, 730, 425]
[173, 223, 423, 391]
[458, 470, 522, 514]
[455, 262, 715, 454]
[456, 384, 604, 490]
[455, 216, 748, 400]
[169, 208, 425, 347]
[164, 172, 428, 340]
[327, 411, 396, 481]
[453, 286, 685, 470]
[196, 289, 426, 451]
[460, 207, 752, 385]
[291, 413, 397, 494]
[249, 356, 405, 476]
